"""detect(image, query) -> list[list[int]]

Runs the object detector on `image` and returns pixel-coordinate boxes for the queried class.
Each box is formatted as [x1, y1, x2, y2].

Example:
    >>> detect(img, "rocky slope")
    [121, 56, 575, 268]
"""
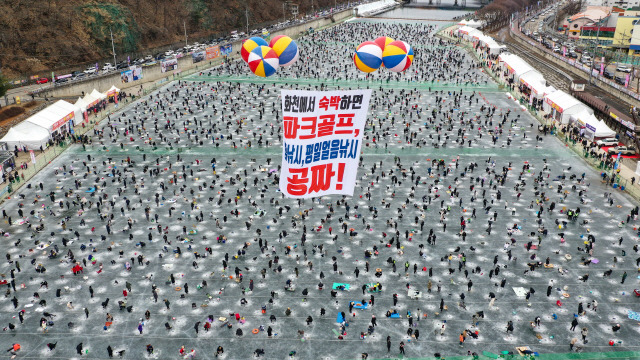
[0, 0, 347, 78]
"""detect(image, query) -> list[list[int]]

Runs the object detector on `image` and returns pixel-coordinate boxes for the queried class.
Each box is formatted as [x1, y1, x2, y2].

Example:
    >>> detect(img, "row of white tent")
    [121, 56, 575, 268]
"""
[456, 26, 507, 55]
[456, 26, 616, 139]
[456, 19, 486, 29]
[1, 86, 119, 150]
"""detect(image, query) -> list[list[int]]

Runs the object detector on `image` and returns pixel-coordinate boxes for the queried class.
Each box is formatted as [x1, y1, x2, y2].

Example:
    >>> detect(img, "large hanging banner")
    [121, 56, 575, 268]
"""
[280, 89, 372, 198]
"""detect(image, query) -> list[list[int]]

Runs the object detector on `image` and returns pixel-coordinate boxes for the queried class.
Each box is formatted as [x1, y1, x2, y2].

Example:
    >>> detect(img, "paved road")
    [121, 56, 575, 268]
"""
[521, 11, 640, 93]
[2, 84, 48, 107]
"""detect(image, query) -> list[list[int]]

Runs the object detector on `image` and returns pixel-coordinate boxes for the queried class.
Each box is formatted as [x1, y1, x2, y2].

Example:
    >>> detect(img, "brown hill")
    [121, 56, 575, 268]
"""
[0, 0, 348, 78]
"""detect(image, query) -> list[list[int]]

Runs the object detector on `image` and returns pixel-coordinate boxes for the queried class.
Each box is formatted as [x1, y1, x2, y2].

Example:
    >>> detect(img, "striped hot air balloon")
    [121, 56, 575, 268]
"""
[353, 41, 383, 73]
[247, 46, 279, 77]
[382, 40, 414, 73]
[374, 36, 395, 52]
[269, 35, 299, 67]
[241, 37, 268, 63]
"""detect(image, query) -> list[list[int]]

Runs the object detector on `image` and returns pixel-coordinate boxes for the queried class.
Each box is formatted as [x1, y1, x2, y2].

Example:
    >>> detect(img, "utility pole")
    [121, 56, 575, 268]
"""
[283, 3, 286, 21]
[110, 27, 117, 66]
[245, 8, 249, 35]
[312, 0, 314, 14]
[588, 17, 602, 85]
[183, 21, 188, 47]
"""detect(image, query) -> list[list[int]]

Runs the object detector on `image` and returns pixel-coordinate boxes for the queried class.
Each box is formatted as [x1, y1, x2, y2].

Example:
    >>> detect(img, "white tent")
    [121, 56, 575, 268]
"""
[457, 26, 483, 41]
[74, 97, 88, 120]
[478, 35, 506, 55]
[570, 110, 616, 139]
[457, 26, 476, 35]
[519, 72, 548, 98]
[543, 90, 592, 124]
[589, 120, 616, 138]
[74, 97, 86, 110]
[90, 89, 107, 100]
[570, 109, 594, 126]
[458, 19, 485, 28]
[26, 100, 78, 133]
[82, 92, 101, 109]
[0, 121, 50, 150]
[498, 53, 542, 82]
[106, 85, 120, 96]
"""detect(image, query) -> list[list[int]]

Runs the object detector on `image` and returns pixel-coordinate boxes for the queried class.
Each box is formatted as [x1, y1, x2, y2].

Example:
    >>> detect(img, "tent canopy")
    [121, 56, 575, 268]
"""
[545, 90, 589, 114]
[590, 119, 616, 138]
[499, 53, 541, 81]
[106, 85, 120, 96]
[478, 35, 506, 53]
[544, 90, 592, 123]
[458, 19, 485, 28]
[90, 89, 107, 100]
[74, 97, 86, 111]
[26, 100, 77, 133]
[83, 93, 101, 108]
[0, 121, 50, 150]
[519, 72, 547, 96]
[571, 110, 616, 137]
[457, 26, 483, 39]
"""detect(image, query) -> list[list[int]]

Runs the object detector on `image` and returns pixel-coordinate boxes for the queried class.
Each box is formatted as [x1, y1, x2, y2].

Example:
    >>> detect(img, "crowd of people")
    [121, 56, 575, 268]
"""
[0, 18, 637, 360]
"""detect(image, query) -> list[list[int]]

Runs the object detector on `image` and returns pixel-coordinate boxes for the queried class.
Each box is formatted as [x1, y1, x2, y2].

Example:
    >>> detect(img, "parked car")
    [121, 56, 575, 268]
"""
[142, 60, 157, 67]
[616, 65, 632, 73]
[144, 55, 153, 61]
[83, 66, 97, 74]
[603, 70, 614, 79]
[568, 52, 578, 59]
[102, 63, 116, 73]
[596, 137, 618, 146]
[36, 77, 49, 84]
[614, 76, 626, 85]
[607, 145, 636, 155]
[116, 62, 129, 69]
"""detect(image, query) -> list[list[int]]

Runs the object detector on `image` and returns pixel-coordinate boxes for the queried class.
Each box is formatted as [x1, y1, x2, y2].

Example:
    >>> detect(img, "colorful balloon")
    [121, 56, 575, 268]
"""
[353, 41, 383, 73]
[382, 40, 414, 73]
[374, 36, 395, 52]
[241, 37, 269, 63]
[247, 46, 279, 77]
[269, 35, 299, 67]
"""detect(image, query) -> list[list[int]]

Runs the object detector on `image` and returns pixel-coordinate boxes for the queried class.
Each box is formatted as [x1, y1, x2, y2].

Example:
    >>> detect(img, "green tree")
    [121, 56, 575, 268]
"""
[0, 73, 11, 109]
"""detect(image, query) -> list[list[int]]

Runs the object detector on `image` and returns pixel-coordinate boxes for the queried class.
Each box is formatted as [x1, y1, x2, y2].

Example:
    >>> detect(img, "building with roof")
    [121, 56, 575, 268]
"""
[562, 6, 611, 39]
[585, 0, 640, 8]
